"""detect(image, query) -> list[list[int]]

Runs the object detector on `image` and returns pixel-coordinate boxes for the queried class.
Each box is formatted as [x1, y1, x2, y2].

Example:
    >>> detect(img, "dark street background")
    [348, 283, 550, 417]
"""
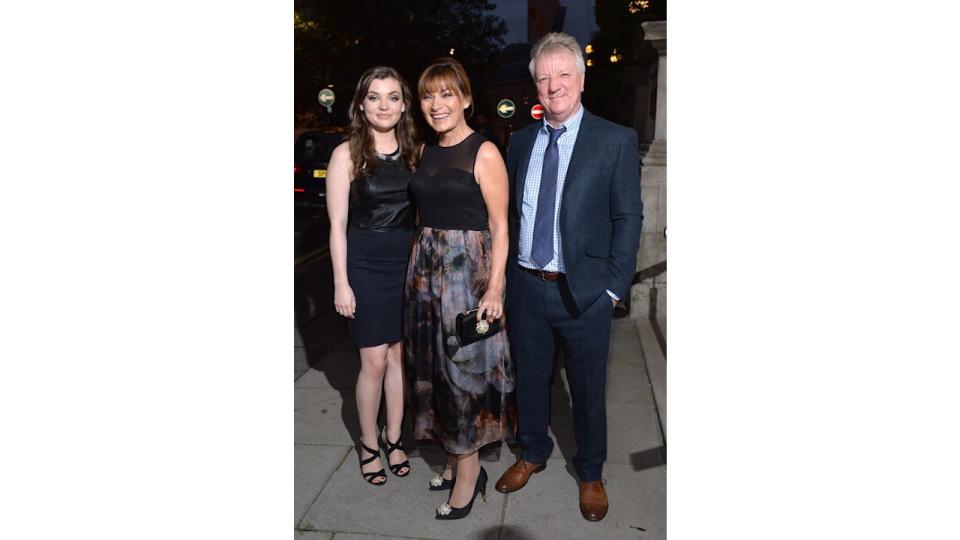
[295, 206, 345, 375]
[293, 0, 666, 350]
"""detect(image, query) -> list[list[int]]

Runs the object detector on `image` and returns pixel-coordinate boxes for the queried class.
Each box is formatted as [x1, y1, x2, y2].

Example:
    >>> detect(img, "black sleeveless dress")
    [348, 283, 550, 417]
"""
[404, 132, 516, 454]
[346, 150, 414, 347]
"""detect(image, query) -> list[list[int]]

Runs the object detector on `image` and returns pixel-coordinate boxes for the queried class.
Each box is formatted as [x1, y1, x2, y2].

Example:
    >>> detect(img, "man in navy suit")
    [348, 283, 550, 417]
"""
[493, 32, 643, 522]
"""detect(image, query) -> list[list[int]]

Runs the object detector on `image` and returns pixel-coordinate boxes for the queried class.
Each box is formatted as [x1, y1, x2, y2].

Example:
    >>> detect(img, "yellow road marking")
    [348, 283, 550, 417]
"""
[295, 245, 330, 267]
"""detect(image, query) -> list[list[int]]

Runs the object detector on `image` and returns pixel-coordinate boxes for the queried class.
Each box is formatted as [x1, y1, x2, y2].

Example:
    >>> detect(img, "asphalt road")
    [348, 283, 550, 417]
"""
[295, 205, 329, 260]
[295, 206, 346, 369]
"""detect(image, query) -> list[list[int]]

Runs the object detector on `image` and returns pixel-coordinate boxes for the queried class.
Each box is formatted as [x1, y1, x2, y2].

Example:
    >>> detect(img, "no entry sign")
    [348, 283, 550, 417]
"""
[531, 104, 544, 120]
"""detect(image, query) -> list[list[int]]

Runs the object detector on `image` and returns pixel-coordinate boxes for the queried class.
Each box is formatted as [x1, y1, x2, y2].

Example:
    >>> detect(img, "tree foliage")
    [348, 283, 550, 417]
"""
[592, 0, 664, 67]
[582, 0, 665, 130]
[295, 0, 507, 128]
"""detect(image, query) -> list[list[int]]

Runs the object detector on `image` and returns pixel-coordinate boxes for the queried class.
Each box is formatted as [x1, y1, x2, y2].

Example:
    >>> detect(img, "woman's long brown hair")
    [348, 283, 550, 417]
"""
[347, 66, 419, 180]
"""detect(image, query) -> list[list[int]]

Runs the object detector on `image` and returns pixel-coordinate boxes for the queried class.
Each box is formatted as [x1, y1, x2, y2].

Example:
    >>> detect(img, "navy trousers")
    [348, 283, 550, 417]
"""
[508, 268, 614, 482]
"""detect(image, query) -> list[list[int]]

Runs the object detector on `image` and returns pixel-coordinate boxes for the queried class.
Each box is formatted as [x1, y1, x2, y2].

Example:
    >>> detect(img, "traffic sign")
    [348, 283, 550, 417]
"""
[318, 88, 335, 113]
[496, 99, 515, 119]
[318, 89, 335, 106]
[531, 104, 544, 120]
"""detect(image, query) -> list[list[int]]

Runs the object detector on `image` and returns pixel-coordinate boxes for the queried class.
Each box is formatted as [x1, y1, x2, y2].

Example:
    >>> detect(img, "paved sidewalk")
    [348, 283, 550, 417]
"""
[294, 318, 666, 540]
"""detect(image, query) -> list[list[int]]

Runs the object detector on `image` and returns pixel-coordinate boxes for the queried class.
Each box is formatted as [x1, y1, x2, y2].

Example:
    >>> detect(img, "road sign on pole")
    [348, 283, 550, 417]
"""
[496, 99, 515, 119]
[531, 104, 544, 120]
[318, 88, 335, 114]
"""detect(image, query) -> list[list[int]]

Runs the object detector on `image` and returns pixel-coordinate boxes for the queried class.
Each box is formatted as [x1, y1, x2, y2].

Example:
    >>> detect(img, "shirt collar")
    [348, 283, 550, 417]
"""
[541, 103, 585, 135]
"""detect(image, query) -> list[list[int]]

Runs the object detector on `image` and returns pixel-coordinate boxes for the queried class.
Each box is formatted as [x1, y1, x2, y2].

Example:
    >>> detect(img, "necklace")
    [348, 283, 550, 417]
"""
[376, 147, 400, 161]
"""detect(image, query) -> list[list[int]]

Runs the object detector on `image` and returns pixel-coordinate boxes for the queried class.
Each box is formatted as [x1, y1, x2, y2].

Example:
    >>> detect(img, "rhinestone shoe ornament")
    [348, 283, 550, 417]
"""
[430, 474, 445, 487]
[437, 503, 452, 516]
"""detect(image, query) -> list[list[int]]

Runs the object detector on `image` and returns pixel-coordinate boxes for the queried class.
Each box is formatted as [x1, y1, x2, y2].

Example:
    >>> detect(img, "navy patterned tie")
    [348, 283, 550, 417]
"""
[531, 124, 566, 269]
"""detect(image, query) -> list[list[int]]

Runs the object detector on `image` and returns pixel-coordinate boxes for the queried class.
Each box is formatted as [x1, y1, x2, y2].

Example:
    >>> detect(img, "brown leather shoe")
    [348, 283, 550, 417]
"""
[494, 458, 546, 493]
[579, 480, 609, 522]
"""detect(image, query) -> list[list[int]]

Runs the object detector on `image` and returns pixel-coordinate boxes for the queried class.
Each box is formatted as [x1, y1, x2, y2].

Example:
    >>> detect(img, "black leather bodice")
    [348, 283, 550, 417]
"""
[348, 152, 414, 231]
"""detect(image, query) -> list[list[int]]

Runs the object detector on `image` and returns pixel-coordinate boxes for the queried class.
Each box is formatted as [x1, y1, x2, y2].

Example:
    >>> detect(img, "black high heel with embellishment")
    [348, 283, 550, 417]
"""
[428, 471, 456, 491]
[436, 467, 487, 520]
[381, 426, 411, 477]
[357, 440, 386, 486]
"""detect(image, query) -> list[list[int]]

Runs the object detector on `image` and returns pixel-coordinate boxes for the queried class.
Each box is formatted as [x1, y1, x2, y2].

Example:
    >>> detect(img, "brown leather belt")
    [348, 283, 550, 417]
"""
[521, 266, 562, 281]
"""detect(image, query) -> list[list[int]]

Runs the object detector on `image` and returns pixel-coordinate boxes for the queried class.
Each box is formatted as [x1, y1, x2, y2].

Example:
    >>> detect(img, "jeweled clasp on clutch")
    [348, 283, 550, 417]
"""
[475, 319, 490, 334]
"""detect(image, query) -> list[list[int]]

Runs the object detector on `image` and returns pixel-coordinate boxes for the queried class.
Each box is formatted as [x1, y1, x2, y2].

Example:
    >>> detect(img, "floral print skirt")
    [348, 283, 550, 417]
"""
[404, 226, 516, 455]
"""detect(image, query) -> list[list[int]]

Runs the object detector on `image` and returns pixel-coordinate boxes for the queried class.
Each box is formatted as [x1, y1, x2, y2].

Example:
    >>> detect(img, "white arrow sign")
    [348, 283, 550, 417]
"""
[496, 99, 515, 119]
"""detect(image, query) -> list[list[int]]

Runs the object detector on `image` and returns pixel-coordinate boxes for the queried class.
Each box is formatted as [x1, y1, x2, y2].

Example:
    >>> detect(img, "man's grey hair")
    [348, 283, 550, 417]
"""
[528, 32, 586, 78]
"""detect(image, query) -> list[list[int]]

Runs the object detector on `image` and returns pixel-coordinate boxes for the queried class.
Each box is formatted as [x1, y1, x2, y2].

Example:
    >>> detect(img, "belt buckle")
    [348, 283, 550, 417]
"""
[524, 266, 551, 281]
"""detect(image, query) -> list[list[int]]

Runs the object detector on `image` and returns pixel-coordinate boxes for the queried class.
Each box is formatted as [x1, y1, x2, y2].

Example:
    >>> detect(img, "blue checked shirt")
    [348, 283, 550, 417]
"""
[518, 105, 584, 274]
[518, 105, 619, 302]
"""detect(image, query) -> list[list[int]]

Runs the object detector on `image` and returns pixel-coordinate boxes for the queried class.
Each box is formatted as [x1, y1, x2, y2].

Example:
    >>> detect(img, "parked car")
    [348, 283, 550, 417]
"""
[295, 130, 343, 207]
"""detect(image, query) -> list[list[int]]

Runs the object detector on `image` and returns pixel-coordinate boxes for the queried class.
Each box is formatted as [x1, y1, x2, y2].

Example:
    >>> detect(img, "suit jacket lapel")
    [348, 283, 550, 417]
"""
[559, 109, 595, 224]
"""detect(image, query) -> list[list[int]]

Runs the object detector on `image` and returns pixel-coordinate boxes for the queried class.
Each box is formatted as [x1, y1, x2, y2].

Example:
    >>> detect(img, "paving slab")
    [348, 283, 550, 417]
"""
[296, 384, 339, 412]
[609, 318, 645, 364]
[294, 317, 665, 539]
[295, 345, 311, 381]
[294, 389, 356, 445]
[294, 530, 334, 539]
[606, 354, 650, 405]
[299, 454, 513, 540]
[296, 326, 306, 348]
[295, 444, 351, 526]
[330, 534, 444, 540]
[295, 365, 339, 389]
[607, 401, 662, 465]
[501, 461, 665, 540]
[607, 318, 649, 406]
[295, 340, 361, 390]
[635, 319, 666, 438]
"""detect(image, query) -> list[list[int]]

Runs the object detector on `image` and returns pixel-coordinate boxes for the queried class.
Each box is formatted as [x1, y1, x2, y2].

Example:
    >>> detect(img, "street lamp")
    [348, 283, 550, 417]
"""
[449, 48, 455, 55]
[610, 48, 622, 63]
[628, 0, 650, 13]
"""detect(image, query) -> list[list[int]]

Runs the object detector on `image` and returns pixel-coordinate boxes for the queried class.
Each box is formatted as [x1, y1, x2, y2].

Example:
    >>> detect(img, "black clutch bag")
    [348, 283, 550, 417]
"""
[455, 308, 502, 346]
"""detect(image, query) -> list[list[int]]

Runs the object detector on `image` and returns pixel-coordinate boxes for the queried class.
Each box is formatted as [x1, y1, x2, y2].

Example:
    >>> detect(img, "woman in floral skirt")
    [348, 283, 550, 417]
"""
[404, 57, 516, 520]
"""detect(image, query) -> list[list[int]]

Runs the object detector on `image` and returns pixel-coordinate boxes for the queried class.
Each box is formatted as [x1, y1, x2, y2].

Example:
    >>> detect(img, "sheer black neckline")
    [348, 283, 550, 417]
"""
[437, 131, 478, 148]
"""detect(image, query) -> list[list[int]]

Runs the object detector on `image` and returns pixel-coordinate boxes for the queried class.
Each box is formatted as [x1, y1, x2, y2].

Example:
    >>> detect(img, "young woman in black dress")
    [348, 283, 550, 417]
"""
[405, 58, 516, 519]
[326, 66, 418, 486]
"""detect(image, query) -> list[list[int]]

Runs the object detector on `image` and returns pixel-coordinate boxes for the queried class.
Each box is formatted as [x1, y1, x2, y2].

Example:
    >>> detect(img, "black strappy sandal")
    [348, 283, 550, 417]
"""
[358, 440, 386, 486]
[380, 426, 411, 477]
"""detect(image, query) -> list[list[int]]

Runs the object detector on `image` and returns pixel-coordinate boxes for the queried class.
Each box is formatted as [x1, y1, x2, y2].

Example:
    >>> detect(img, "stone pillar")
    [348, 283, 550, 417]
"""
[644, 22, 667, 165]
[631, 21, 667, 320]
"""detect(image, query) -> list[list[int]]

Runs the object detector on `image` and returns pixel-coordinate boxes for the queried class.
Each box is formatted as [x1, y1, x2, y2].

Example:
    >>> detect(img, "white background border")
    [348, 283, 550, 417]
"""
[2, 1, 958, 538]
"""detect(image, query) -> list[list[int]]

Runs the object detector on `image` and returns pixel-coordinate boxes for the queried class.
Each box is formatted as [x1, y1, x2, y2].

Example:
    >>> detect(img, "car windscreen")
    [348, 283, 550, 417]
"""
[296, 133, 341, 167]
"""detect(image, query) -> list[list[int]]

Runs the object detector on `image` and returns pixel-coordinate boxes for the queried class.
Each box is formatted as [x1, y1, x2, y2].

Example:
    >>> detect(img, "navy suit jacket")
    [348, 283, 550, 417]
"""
[506, 108, 643, 314]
